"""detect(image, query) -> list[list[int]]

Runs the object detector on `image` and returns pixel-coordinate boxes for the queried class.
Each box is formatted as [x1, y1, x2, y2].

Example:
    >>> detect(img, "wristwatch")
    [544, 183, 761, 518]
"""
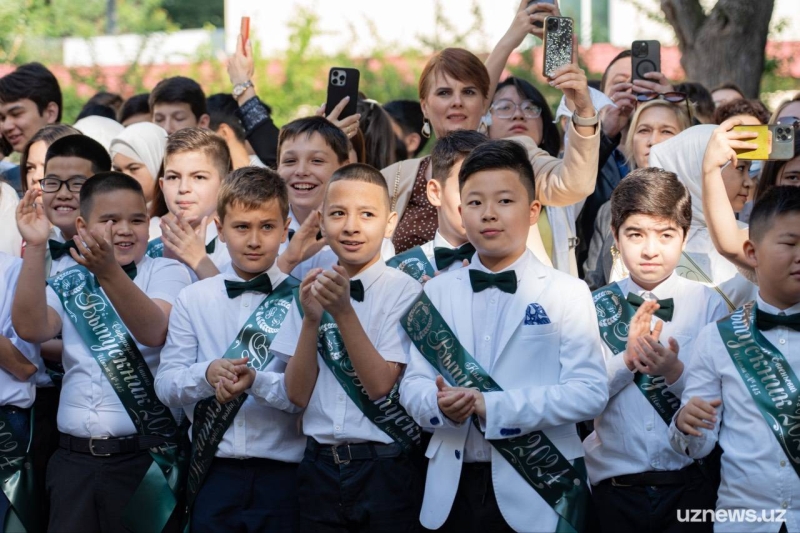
[232, 80, 254, 99]
[572, 109, 599, 127]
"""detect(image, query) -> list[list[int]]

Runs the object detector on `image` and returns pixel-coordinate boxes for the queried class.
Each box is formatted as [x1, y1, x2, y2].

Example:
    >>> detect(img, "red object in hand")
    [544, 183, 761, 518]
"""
[240, 16, 250, 49]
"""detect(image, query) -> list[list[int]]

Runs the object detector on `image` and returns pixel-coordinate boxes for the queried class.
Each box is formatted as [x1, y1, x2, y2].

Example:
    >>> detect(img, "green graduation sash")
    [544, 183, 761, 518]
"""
[385, 246, 435, 282]
[48, 265, 187, 533]
[293, 292, 422, 453]
[0, 410, 39, 533]
[718, 302, 800, 480]
[592, 283, 680, 425]
[676, 252, 735, 311]
[186, 277, 298, 508]
[146, 237, 217, 259]
[402, 292, 588, 533]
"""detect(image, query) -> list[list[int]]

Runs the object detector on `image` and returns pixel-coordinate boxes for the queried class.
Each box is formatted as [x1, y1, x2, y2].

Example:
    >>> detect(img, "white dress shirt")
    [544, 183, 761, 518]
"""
[271, 260, 422, 445]
[418, 230, 470, 275]
[462, 251, 531, 462]
[0, 182, 21, 258]
[155, 261, 305, 462]
[280, 206, 396, 281]
[0, 253, 41, 408]
[669, 294, 800, 533]
[46, 255, 191, 438]
[583, 273, 729, 483]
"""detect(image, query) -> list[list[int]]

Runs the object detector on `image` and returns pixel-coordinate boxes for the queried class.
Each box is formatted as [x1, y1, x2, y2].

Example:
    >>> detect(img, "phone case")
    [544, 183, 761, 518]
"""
[733, 125, 770, 160]
[325, 68, 360, 120]
[542, 17, 573, 78]
[631, 40, 660, 81]
[769, 124, 795, 160]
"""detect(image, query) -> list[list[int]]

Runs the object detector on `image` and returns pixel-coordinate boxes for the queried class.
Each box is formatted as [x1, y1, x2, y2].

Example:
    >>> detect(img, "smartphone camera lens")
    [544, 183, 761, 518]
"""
[332, 70, 346, 86]
[633, 42, 648, 57]
[547, 18, 558, 31]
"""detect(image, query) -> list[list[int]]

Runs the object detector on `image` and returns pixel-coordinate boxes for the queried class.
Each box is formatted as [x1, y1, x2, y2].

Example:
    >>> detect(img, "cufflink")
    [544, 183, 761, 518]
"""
[430, 416, 440, 426]
[500, 428, 522, 436]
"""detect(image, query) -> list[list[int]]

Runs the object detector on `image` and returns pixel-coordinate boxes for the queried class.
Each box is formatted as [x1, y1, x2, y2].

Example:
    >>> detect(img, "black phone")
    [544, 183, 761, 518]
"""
[325, 67, 360, 120]
[631, 40, 661, 82]
[527, 0, 555, 29]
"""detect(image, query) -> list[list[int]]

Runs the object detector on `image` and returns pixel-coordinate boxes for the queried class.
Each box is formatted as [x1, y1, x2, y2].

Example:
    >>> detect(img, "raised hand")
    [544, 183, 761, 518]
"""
[299, 268, 325, 324]
[436, 375, 476, 423]
[227, 33, 254, 87]
[624, 300, 659, 371]
[70, 221, 119, 278]
[205, 357, 248, 388]
[631, 71, 674, 96]
[702, 117, 759, 174]
[311, 265, 352, 319]
[161, 214, 209, 271]
[631, 320, 683, 383]
[216, 366, 256, 404]
[277, 211, 325, 273]
[16, 190, 51, 246]
[676, 397, 721, 437]
[317, 97, 360, 139]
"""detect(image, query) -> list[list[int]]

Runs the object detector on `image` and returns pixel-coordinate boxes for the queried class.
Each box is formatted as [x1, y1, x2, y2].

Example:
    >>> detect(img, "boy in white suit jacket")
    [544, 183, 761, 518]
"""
[399, 139, 608, 532]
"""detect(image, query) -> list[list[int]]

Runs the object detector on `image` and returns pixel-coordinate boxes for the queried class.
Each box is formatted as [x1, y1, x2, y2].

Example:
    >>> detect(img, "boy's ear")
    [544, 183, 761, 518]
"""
[426, 179, 443, 207]
[198, 114, 211, 129]
[384, 210, 398, 240]
[282, 216, 292, 244]
[316, 210, 325, 238]
[528, 200, 541, 227]
[75, 216, 87, 232]
[214, 215, 224, 243]
[743, 239, 759, 270]
[43, 102, 59, 124]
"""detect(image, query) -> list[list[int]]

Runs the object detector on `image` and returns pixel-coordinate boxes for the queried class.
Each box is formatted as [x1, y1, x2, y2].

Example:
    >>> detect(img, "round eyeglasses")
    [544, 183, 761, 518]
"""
[490, 99, 542, 119]
[39, 177, 87, 193]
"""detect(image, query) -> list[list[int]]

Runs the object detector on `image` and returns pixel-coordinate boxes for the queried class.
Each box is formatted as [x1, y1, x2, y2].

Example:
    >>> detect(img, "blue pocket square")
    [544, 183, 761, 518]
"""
[525, 303, 551, 325]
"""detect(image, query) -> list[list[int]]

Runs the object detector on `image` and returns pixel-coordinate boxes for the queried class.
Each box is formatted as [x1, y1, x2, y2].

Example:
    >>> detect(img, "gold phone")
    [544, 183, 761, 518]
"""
[733, 124, 795, 160]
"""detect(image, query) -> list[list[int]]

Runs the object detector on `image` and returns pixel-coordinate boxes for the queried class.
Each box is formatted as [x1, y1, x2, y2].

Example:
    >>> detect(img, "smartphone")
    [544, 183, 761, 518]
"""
[527, 0, 555, 29]
[325, 67, 360, 120]
[542, 16, 573, 78]
[240, 16, 250, 48]
[733, 124, 796, 160]
[631, 40, 661, 82]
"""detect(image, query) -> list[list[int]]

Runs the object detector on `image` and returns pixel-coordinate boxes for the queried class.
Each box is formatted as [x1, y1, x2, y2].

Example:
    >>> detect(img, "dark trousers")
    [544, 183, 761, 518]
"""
[592, 468, 717, 533]
[191, 457, 298, 533]
[47, 446, 181, 533]
[297, 443, 422, 532]
[440, 463, 513, 533]
[32, 386, 60, 522]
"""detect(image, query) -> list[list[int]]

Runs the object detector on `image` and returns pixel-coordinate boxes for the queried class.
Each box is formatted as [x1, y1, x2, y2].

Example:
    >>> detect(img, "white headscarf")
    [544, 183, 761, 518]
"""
[648, 124, 717, 228]
[73, 116, 124, 153]
[109, 123, 168, 181]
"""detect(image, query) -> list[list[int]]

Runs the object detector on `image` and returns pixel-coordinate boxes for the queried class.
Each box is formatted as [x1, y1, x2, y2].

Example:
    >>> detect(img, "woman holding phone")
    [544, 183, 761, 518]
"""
[382, 0, 601, 253]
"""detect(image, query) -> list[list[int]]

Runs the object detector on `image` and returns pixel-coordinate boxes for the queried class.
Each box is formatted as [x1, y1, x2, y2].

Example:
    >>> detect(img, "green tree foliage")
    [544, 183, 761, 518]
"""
[161, 0, 223, 29]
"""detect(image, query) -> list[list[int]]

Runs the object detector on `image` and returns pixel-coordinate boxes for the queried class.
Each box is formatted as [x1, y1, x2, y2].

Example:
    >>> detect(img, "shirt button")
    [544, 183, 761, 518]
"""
[237, 420, 244, 427]
[782, 501, 788, 509]
[477, 451, 484, 458]
[646, 425, 653, 431]
[490, 299, 496, 304]
[484, 336, 491, 341]
[338, 394, 345, 401]
[244, 302, 250, 308]
[779, 339, 786, 345]
[335, 425, 341, 431]
[781, 460, 787, 467]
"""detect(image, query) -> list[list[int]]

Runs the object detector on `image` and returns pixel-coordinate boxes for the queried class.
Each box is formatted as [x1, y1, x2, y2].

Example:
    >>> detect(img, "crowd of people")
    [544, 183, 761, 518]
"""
[0, 1, 799, 532]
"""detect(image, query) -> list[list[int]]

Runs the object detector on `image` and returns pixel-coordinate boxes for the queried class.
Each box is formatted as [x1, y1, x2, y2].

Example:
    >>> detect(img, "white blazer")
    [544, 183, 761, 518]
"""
[399, 254, 608, 532]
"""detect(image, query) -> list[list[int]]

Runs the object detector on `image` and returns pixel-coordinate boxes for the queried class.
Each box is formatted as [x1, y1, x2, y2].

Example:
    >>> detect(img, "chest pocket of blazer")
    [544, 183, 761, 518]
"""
[517, 322, 560, 340]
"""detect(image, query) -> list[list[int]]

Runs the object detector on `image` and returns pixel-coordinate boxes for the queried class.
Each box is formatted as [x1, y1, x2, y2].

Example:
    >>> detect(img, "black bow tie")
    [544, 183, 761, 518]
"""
[469, 269, 517, 294]
[287, 229, 296, 242]
[626, 293, 674, 322]
[224, 273, 273, 299]
[434, 242, 475, 270]
[205, 238, 217, 254]
[121, 262, 137, 281]
[350, 280, 365, 302]
[756, 309, 800, 332]
[48, 239, 77, 260]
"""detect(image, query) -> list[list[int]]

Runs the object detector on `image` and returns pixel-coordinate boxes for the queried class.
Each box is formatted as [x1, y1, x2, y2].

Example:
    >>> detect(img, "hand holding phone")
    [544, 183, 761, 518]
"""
[733, 124, 795, 160]
[527, 0, 556, 29]
[631, 40, 660, 82]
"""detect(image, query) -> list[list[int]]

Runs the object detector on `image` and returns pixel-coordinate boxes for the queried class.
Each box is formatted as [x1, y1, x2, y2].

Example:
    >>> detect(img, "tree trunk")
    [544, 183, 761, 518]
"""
[660, 0, 774, 98]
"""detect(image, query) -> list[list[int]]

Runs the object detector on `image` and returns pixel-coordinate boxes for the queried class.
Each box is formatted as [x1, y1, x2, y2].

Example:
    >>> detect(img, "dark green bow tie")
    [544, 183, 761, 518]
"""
[205, 237, 217, 254]
[756, 309, 800, 332]
[626, 293, 674, 322]
[287, 229, 296, 242]
[434, 242, 475, 270]
[350, 280, 365, 302]
[224, 273, 273, 299]
[49, 239, 77, 260]
[121, 262, 137, 281]
[469, 269, 517, 294]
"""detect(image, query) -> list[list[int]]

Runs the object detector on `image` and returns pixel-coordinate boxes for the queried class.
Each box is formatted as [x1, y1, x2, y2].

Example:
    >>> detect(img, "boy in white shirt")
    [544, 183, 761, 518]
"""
[671, 186, 800, 533]
[387, 129, 485, 281]
[0, 253, 42, 533]
[271, 163, 424, 531]
[155, 167, 304, 532]
[399, 139, 608, 532]
[13, 172, 191, 533]
[585, 168, 729, 532]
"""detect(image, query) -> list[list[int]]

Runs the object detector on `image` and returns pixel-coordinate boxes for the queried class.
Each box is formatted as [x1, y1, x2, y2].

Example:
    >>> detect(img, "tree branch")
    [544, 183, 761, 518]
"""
[660, 0, 706, 50]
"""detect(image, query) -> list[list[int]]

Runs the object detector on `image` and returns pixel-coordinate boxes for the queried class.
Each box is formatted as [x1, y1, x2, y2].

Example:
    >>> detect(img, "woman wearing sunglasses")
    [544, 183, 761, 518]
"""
[485, 76, 582, 276]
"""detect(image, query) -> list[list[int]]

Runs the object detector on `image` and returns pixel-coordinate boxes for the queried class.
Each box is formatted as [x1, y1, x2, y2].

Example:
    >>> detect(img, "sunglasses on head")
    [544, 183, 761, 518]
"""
[776, 116, 800, 128]
[635, 92, 688, 103]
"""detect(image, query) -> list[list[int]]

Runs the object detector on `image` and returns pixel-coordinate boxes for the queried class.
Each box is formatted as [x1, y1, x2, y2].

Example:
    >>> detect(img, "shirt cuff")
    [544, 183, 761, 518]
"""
[192, 360, 215, 395]
[665, 366, 687, 397]
[249, 371, 294, 412]
[236, 97, 272, 132]
[607, 351, 635, 385]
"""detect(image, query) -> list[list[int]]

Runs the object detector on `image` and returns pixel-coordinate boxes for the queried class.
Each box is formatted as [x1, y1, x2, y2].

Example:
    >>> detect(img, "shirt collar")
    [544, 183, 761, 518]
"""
[351, 259, 387, 293]
[205, 219, 218, 245]
[222, 260, 285, 289]
[287, 206, 300, 231]
[757, 293, 800, 316]
[432, 230, 464, 250]
[470, 249, 531, 283]
[626, 271, 680, 300]
[50, 226, 68, 243]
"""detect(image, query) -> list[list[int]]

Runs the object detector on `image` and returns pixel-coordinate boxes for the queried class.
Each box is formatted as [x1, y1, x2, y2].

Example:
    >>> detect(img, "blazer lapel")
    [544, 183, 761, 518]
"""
[449, 269, 476, 356]
[494, 255, 550, 363]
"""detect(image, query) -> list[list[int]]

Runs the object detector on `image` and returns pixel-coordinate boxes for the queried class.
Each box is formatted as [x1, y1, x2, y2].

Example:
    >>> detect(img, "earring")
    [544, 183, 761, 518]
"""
[421, 119, 431, 139]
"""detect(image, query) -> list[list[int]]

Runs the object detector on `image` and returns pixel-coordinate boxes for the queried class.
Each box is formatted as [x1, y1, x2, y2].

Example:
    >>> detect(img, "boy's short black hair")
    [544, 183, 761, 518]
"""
[118, 93, 150, 124]
[610, 167, 692, 237]
[326, 163, 390, 209]
[431, 130, 486, 185]
[0, 62, 63, 122]
[45, 135, 112, 175]
[674, 81, 715, 123]
[458, 139, 535, 202]
[383, 99, 429, 157]
[165, 128, 231, 179]
[278, 116, 350, 165]
[76, 104, 118, 122]
[86, 91, 124, 112]
[79, 171, 145, 218]
[217, 166, 289, 222]
[149, 76, 207, 121]
[749, 186, 800, 243]
[207, 93, 246, 142]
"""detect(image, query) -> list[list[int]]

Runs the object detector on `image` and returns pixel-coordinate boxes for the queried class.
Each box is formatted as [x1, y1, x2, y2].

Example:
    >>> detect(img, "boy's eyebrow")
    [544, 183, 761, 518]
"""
[326, 203, 380, 211]
[778, 231, 800, 239]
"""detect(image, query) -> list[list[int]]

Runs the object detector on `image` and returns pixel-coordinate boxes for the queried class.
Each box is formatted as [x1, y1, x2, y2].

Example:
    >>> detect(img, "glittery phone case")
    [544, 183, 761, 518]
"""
[542, 16, 573, 78]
